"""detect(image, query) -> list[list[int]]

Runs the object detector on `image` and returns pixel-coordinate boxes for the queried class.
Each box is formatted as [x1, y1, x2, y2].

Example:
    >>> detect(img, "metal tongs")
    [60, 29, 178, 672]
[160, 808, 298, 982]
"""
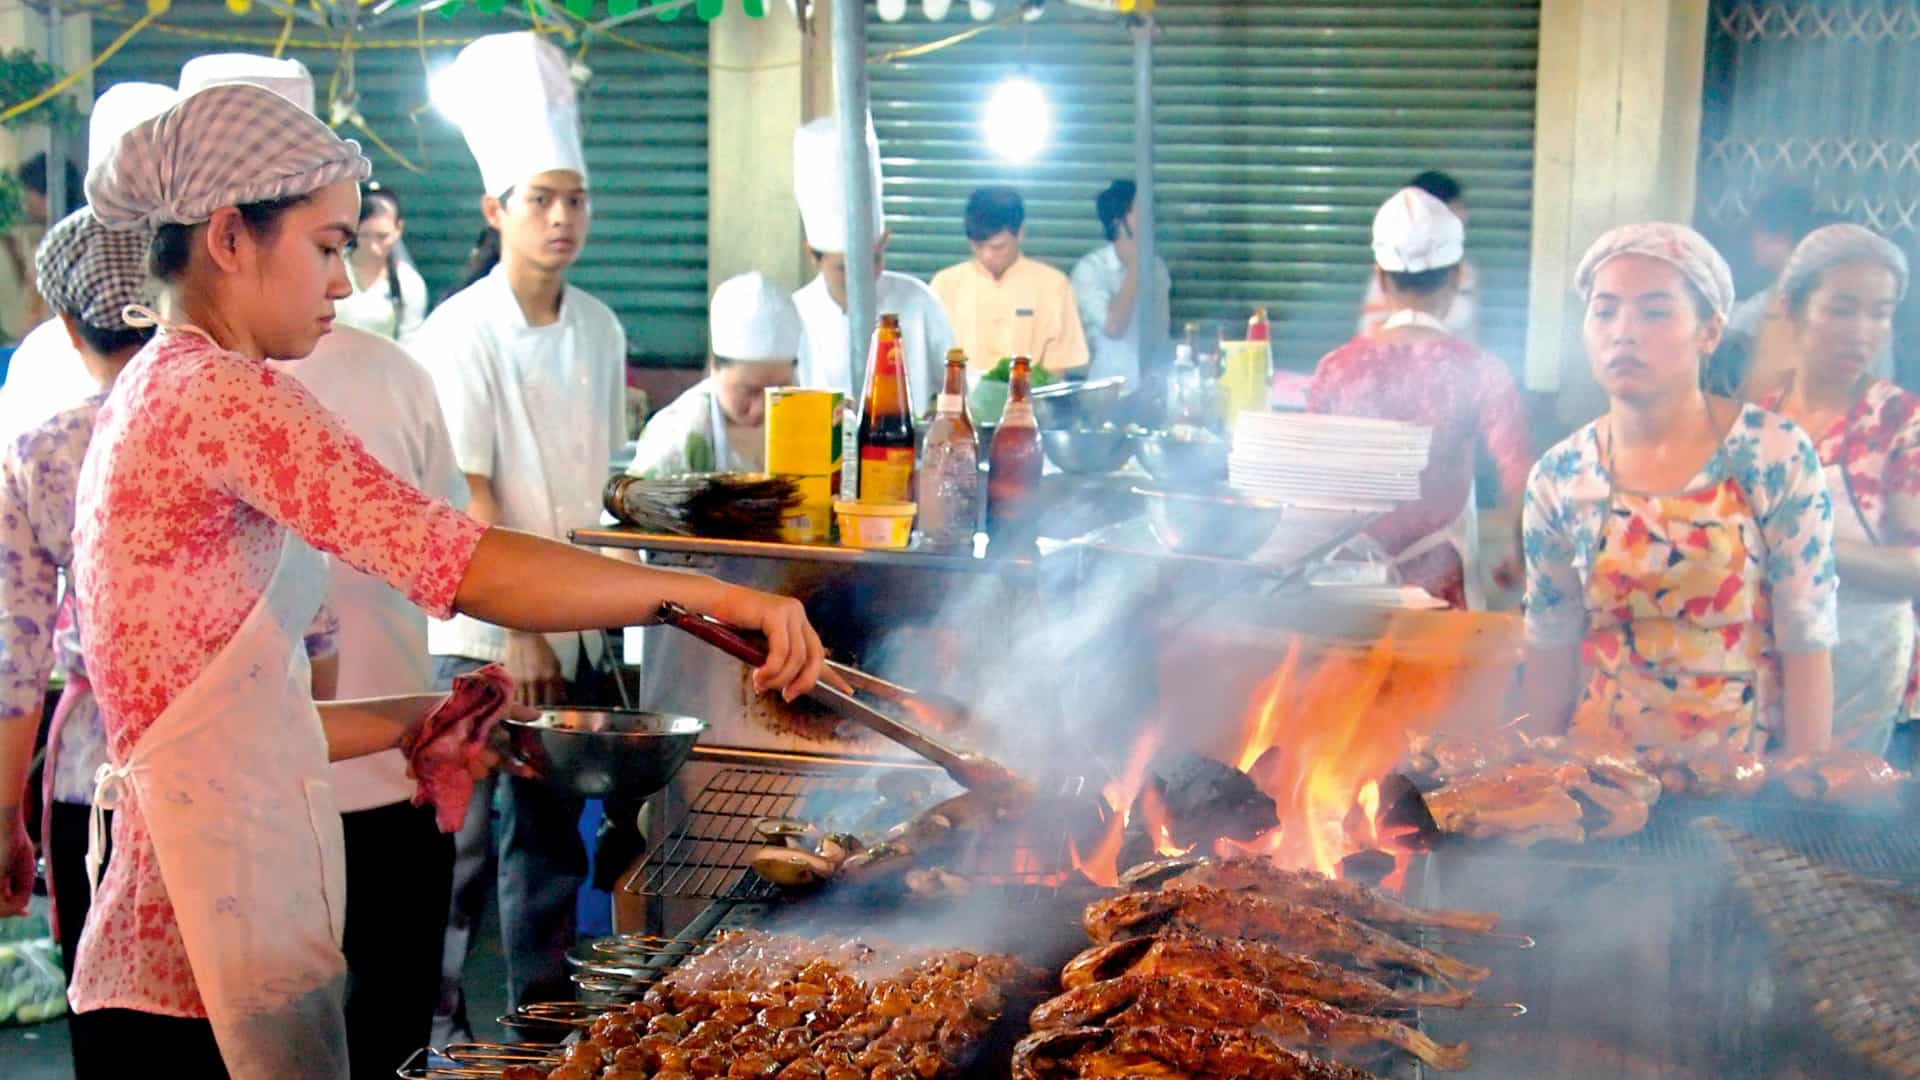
[656, 603, 1024, 794]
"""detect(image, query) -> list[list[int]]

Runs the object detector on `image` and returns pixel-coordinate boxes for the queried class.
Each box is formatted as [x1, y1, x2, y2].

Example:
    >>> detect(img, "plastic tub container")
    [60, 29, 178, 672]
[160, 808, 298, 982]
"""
[834, 499, 916, 550]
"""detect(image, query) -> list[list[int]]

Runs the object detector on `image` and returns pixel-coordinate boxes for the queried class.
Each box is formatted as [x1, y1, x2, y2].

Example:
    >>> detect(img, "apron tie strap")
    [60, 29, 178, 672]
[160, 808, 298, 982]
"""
[86, 761, 131, 904]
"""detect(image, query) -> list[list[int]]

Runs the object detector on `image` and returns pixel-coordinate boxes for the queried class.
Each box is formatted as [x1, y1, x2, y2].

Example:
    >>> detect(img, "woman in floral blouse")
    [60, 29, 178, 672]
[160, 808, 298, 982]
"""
[1521, 223, 1837, 757]
[1760, 224, 1913, 753]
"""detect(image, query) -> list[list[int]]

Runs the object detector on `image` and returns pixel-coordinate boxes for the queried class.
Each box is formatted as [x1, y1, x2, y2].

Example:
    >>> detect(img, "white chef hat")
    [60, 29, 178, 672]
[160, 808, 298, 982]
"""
[436, 32, 588, 198]
[88, 83, 177, 172]
[1372, 186, 1465, 274]
[178, 54, 315, 116]
[793, 115, 884, 254]
[710, 271, 803, 362]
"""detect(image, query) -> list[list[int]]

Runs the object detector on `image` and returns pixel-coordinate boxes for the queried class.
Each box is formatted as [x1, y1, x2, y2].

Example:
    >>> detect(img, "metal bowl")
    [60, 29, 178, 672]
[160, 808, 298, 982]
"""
[1033, 376, 1127, 430]
[1134, 435, 1229, 488]
[1135, 485, 1286, 559]
[505, 709, 705, 799]
[1041, 427, 1136, 474]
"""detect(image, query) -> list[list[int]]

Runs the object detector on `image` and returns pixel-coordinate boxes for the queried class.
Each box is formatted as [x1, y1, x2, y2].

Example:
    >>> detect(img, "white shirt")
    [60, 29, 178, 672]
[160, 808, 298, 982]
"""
[336, 258, 430, 341]
[0, 318, 101, 442]
[1069, 243, 1172, 386]
[628, 376, 761, 477]
[415, 265, 629, 678]
[275, 325, 467, 812]
[794, 270, 955, 414]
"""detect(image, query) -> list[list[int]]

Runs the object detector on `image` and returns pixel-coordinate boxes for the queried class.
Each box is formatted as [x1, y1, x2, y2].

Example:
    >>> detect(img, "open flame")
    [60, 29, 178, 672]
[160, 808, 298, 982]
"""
[1071, 727, 1164, 887]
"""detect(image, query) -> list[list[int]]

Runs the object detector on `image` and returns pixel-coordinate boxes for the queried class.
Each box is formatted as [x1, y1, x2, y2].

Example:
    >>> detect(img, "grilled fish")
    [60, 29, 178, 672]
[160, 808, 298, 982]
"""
[1060, 932, 1474, 1012]
[1123, 855, 1499, 934]
[1013, 1024, 1379, 1080]
[1084, 885, 1490, 985]
[1030, 973, 1469, 1071]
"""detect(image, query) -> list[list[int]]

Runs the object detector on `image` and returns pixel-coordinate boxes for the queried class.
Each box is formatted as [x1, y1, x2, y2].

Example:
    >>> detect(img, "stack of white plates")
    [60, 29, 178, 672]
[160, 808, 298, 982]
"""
[1229, 413, 1431, 512]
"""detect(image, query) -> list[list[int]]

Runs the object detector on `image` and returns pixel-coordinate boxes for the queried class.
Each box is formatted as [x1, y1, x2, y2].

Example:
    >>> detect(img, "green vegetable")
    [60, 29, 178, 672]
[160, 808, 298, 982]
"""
[978, 357, 1057, 388]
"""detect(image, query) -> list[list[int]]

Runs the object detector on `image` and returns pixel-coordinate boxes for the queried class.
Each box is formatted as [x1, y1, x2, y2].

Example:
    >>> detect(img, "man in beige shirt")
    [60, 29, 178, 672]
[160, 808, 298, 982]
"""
[931, 186, 1089, 376]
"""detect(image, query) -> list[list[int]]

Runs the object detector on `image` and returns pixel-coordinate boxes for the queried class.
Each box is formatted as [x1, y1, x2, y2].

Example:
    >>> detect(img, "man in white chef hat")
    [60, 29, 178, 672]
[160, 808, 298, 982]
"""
[791, 116, 955, 414]
[629, 272, 801, 477]
[169, 51, 473, 1079]
[0, 80, 175, 439]
[408, 30, 629, 1044]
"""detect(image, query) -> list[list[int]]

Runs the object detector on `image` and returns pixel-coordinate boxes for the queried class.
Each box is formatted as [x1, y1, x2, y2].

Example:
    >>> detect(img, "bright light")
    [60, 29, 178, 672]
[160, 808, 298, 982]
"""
[924, 0, 954, 18]
[969, 0, 995, 21]
[878, 0, 908, 20]
[983, 76, 1050, 163]
[427, 63, 467, 125]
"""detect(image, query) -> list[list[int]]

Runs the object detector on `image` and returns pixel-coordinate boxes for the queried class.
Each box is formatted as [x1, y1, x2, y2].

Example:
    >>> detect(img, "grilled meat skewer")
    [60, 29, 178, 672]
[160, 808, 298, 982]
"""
[1013, 1024, 1379, 1080]
[1061, 932, 1475, 1012]
[1085, 884, 1491, 985]
[1030, 973, 1470, 1071]
[1122, 855, 1500, 935]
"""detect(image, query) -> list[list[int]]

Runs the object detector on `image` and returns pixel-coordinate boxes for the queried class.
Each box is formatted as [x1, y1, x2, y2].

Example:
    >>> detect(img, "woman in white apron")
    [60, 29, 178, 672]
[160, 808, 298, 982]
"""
[71, 83, 829, 1079]
[1761, 225, 1915, 755]
[1520, 222, 1837, 756]
[1306, 186, 1532, 608]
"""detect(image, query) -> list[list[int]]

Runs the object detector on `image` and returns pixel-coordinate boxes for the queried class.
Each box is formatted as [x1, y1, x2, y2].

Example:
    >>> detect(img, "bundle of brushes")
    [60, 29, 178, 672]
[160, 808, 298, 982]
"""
[603, 473, 804, 541]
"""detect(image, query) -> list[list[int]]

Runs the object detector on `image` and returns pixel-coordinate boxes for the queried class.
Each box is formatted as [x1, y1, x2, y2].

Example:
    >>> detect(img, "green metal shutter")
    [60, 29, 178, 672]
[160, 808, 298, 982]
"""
[92, 8, 709, 361]
[869, 0, 1539, 375]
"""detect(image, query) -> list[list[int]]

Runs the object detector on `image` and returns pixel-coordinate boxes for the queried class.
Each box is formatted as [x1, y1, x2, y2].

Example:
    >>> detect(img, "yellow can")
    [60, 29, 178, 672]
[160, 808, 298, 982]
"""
[778, 473, 835, 544]
[1220, 340, 1274, 430]
[765, 388, 843, 476]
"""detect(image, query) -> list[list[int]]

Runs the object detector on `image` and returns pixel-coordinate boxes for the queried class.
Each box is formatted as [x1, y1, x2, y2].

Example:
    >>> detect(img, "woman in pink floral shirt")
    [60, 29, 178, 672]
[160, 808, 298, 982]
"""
[60, 83, 828, 1077]
[1762, 224, 1915, 754]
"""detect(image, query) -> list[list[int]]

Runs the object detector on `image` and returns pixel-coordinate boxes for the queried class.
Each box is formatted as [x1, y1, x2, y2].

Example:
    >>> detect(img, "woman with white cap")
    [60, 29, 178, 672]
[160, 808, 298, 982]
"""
[630, 271, 802, 477]
[1306, 186, 1531, 609]
[1759, 224, 1915, 754]
[1520, 222, 1836, 756]
[74, 80, 828, 1078]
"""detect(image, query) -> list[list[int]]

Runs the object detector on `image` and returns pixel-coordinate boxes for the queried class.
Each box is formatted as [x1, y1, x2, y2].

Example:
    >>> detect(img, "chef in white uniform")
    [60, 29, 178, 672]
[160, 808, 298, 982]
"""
[791, 117, 955, 415]
[631, 271, 802, 477]
[409, 31, 629, 1040]
[0, 81, 175, 440]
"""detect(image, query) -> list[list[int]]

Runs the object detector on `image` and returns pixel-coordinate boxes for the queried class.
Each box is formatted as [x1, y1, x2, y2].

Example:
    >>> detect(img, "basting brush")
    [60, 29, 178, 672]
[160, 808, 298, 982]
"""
[603, 473, 803, 542]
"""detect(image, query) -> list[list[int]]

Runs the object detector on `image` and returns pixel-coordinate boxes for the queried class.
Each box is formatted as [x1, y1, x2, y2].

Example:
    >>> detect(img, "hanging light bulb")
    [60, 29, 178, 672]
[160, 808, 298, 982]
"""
[924, 0, 954, 18]
[983, 76, 1050, 163]
[877, 0, 908, 20]
[969, 0, 996, 21]
[428, 63, 467, 125]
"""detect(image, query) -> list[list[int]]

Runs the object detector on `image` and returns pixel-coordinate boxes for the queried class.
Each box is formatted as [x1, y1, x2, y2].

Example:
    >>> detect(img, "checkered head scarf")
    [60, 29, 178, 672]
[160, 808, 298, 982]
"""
[85, 82, 369, 230]
[1575, 222, 1736, 321]
[1779, 224, 1910, 308]
[35, 208, 155, 331]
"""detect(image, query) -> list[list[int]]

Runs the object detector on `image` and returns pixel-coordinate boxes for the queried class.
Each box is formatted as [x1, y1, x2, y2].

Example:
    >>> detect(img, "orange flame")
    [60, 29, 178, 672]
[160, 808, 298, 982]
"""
[1073, 726, 1165, 888]
[1137, 785, 1189, 858]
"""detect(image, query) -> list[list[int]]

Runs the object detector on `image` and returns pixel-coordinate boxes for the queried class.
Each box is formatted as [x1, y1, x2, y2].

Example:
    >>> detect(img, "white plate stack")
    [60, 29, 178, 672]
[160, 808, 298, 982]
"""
[1229, 412, 1432, 512]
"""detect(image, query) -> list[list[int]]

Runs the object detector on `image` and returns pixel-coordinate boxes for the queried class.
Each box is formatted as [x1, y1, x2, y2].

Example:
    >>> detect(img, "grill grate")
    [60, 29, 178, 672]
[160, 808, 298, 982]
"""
[625, 763, 1092, 902]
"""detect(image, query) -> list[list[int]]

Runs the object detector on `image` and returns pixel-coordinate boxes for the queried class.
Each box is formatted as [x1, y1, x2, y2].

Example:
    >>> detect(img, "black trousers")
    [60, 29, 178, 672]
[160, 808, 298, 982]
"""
[342, 799, 455, 1079]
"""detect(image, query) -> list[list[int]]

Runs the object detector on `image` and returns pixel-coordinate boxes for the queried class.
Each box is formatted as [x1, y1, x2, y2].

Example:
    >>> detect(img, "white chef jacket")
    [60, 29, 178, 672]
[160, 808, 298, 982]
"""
[275, 325, 468, 812]
[794, 270, 955, 414]
[1069, 243, 1172, 387]
[415, 265, 629, 679]
[336, 257, 430, 342]
[628, 376, 761, 478]
[0, 318, 102, 442]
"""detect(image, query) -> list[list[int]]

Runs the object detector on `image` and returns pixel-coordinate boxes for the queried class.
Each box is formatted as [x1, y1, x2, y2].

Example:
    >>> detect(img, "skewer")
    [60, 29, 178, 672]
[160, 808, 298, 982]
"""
[1451, 1001, 1529, 1017]
[1425, 930, 1535, 949]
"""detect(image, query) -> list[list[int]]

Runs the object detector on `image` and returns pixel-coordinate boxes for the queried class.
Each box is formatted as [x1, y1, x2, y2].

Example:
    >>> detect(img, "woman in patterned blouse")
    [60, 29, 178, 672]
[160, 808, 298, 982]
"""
[1761, 224, 1914, 754]
[1520, 223, 1837, 757]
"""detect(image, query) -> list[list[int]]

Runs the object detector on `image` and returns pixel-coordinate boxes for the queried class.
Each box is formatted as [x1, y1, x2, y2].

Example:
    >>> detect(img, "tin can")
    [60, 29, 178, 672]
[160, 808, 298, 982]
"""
[765, 388, 842, 476]
[778, 473, 835, 544]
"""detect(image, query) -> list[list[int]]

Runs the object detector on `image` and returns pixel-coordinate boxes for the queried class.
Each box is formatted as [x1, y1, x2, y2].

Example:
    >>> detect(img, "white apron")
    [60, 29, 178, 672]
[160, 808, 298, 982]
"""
[1378, 309, 1483, 610]
[86, 331, 348, 1076]
[1827, 456, 1916, 753]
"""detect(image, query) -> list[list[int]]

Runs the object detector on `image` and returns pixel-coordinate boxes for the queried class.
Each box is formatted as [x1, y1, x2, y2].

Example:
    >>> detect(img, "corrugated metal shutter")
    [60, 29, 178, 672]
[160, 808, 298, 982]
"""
[870, 0, 1539, 374]
[91, 7, 709, 361]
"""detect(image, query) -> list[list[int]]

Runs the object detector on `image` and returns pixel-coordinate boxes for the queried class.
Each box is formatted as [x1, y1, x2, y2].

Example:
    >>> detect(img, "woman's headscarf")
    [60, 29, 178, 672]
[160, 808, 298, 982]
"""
[1778, 223, 1911, 311]
[85, 82, 369, 231]
[34, 207, 154, 330]
[1575, 222, 1736, 321]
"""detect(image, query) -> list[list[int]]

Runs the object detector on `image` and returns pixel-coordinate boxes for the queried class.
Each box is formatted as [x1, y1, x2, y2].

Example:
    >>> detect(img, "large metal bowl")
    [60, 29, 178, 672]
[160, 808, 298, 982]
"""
[506, 709, 705, 799]
[1041, 427, 1136, 474]
[1136, 485, 1287, 559]
[1134, 435, 1229, 488]
[1033, 376, 1127, 430]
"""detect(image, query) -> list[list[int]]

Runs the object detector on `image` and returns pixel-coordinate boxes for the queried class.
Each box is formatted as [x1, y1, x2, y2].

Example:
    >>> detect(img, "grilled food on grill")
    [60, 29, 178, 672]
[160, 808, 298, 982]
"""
[1084, 884, 1490, 985]
[1029, 973, 1470, 1071]
[1777, 748, 1910, 805]
[1422, 761, 1591, 845]
[1641, 744, 1767, 799]
[1012, 1024, 1380, 1080]
[1060, 932, 1475, 1012]
[1122, 855, 1500, 934]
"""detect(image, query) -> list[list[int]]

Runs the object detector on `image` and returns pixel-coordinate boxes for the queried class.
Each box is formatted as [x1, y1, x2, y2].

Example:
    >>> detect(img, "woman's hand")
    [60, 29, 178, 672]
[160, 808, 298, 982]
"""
[503, 631, 564, 707]
[474, 704, 542, 781]
[706, 585, 829, 701]
[0, 807, 32, 917]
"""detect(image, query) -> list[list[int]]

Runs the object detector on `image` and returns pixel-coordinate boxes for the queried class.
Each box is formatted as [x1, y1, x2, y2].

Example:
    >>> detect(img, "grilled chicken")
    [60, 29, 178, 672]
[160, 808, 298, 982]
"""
[1060, 933, 1474, 1012]
[1030, 974, 1469, 1071]
[1124, 855, 1499, 934]
[1084, 885, 1489, 985]
[1012, 1024, 1379, 1080]
[1778, 748, 1910, 805]
[1423, 762, 1587, 840]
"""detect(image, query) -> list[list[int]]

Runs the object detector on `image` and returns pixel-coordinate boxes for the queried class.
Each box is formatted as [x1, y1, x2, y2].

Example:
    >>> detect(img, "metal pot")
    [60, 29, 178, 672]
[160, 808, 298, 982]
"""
[1041, 427, 1137, 474]
[505, 709, 706, 798]
[1136, 485, 1287, 559]
[1134, 435, 1229, 488]
[1032, 376, 1127, 430]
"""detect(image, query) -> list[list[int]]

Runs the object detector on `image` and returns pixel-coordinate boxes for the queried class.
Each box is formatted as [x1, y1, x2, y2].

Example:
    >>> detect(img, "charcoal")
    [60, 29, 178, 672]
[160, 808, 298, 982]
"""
[1137, 752, 1279, 849]
[1338, 849, 1396, 888]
